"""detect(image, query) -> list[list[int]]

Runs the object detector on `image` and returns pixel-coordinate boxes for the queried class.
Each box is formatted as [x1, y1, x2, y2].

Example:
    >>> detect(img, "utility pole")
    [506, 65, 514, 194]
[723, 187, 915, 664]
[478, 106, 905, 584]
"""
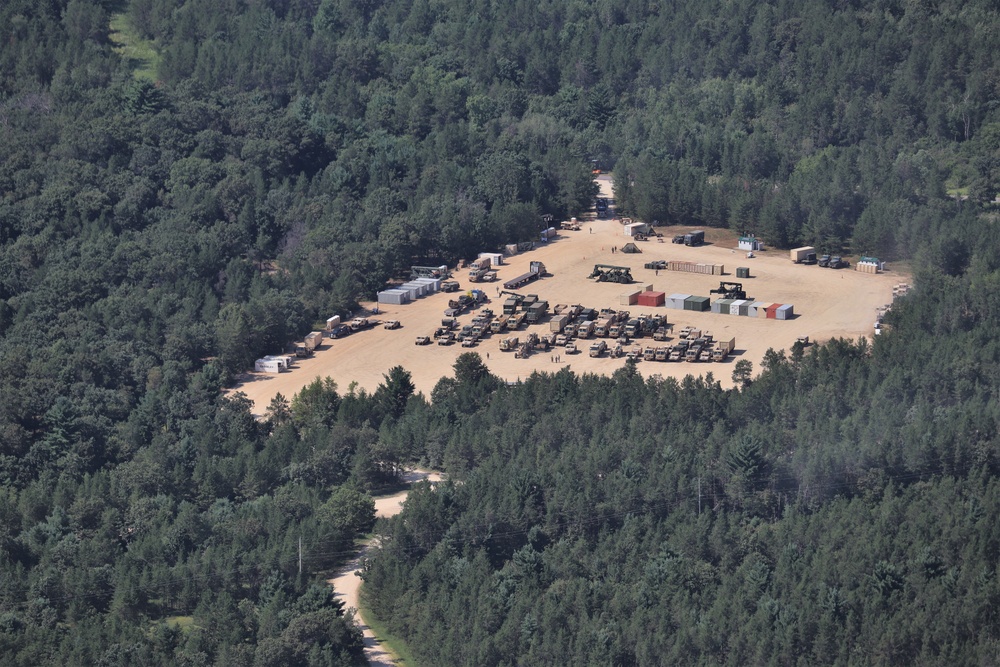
[298, 535, 302, 575]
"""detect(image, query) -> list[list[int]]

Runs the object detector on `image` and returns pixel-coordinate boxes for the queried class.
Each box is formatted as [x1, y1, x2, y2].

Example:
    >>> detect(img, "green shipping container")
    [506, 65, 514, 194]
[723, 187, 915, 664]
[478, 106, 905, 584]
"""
[685, 295, 710, 312]
[736, 267, 751, 278]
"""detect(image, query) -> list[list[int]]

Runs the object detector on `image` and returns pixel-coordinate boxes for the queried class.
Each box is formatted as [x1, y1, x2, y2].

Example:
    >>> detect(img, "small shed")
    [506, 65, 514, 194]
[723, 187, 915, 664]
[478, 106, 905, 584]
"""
[736, 267, 751, 279]
[738, 235, 764, 251]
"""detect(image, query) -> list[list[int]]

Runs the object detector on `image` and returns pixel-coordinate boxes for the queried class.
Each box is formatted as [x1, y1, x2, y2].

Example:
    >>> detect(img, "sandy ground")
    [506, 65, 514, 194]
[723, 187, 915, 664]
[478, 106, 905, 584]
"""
[328, 469, 443, 667]
[231, 177, 906, 415]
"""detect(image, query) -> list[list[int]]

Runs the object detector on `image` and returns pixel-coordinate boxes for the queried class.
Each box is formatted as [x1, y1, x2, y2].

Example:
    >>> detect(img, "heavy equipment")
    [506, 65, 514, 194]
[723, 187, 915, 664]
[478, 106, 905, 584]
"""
[588, 264, 634, 283]
[500, 290, 525, 314]
[410, 265, 450, 280]
[709, 282, 748, 300]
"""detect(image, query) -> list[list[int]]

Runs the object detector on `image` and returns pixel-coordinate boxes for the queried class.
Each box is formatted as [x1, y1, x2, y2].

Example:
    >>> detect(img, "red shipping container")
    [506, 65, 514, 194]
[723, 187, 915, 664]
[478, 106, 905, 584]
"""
[637, 291, 666, 307]
[766, 303, 781, 319]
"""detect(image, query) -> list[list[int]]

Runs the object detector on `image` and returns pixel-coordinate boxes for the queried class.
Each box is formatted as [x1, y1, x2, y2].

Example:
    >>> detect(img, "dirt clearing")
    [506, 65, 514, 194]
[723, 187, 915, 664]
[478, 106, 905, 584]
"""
[231, 178, 905, 415]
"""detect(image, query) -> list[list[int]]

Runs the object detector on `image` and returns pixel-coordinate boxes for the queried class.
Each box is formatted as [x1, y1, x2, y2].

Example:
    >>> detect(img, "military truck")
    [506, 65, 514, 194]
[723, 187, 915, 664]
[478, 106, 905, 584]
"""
[589, 340, 608, 357]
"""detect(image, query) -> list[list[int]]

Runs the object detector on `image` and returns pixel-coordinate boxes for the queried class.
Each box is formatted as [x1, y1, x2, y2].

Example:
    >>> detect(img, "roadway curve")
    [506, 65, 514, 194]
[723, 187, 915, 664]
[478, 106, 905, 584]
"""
[329, 469, 442, 666]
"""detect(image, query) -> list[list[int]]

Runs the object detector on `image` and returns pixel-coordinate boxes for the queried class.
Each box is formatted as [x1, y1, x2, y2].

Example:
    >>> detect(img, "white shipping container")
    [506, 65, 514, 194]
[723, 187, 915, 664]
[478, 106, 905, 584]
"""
[378, 289, 409, 305]
[776, 304, 794, 320]
[667, 293, 691, 310]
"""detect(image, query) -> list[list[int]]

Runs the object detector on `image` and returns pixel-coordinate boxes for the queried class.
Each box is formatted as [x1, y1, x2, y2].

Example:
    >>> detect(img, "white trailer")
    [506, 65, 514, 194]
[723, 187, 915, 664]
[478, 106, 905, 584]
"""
[624, 222, 651, 237]
[255, 358, 284, 373]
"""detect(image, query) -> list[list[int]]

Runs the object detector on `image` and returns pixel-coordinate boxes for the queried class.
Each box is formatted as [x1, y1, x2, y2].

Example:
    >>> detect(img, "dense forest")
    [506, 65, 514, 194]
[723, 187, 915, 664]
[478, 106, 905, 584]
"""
[1, 0, 999, 663]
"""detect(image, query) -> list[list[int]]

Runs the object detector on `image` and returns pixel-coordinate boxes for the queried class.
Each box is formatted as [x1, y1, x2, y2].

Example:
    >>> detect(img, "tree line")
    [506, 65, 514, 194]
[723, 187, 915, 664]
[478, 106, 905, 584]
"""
[2, 0, 1000, 663]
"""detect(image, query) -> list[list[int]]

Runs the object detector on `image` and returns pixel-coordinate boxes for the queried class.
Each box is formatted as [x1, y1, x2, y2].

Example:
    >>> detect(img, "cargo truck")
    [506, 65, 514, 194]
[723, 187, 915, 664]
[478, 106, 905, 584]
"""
[790, 246, 816, 263]
[712, 337, 736, 361]
[578, 321, 595, 338]
[304, 331, 324, 351]
[526, 301, 549, 323]
[550, 314, 570, 332]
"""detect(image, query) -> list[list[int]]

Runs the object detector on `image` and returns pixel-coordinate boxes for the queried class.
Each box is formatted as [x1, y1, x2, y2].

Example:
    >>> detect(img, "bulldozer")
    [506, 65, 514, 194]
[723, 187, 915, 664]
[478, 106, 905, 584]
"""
[709, 281, 748, 300]
[588, 264, 634, 284]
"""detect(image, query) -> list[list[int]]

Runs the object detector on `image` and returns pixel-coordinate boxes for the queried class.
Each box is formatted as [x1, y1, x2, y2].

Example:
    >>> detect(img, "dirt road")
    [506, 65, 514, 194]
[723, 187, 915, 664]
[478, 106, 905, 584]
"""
[328, 470, 442, 666]
[231, 176, 906, 415]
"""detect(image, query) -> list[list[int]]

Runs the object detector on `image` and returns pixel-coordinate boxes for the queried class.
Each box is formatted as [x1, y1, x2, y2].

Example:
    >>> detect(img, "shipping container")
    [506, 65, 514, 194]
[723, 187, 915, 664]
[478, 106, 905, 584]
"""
[748, 301, 768, 318]
[637, 291, 665, 307]
[668, 293, 691, 310]
[736, 267, 751, 279]
[730, 300, 749, 316]
[766, 304, 781, 319]
[478, 252, 504, 266]
[325, 315, 341, 329]
[757, 303, 773, 319]
[776, 304, 794, 320]
[713, 299, 734, 315]
[685, 296, 710, 311]
[620, 290, 642, 306]
[413, 277, 441, 291]
[377, 289, 410, 305]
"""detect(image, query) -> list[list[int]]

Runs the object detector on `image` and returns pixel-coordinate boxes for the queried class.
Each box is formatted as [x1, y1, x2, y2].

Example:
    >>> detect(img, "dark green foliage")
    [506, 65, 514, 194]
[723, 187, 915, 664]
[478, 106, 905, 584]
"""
[3, 0, 1000, 663]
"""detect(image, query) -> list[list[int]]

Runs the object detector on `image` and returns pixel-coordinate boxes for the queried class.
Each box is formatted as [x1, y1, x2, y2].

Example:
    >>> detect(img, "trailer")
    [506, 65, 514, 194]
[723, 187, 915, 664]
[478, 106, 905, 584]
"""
[790, 247, 816, 263]
[503, 261, 546, 290]
[254, 357, 285, 373]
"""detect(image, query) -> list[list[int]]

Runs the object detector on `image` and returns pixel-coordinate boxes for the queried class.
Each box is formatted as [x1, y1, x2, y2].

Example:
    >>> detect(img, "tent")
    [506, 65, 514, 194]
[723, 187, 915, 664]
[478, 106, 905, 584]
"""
[621, 242, 641, 253]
